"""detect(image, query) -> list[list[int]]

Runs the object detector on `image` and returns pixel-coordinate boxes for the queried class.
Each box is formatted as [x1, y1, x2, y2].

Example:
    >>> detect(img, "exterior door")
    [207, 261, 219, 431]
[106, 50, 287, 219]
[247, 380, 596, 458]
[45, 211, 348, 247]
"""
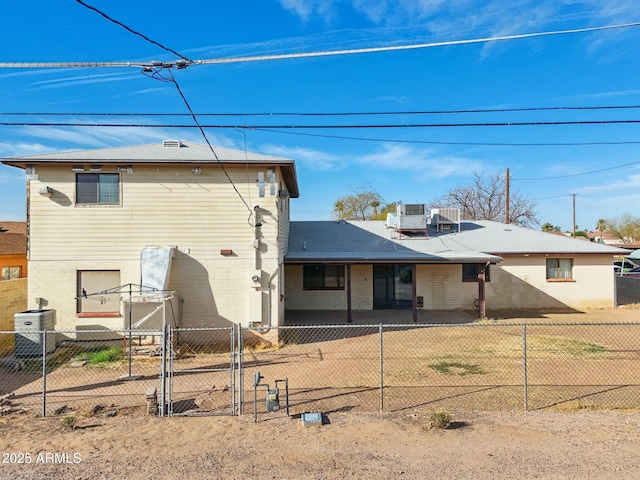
[373, 264, 413, 309]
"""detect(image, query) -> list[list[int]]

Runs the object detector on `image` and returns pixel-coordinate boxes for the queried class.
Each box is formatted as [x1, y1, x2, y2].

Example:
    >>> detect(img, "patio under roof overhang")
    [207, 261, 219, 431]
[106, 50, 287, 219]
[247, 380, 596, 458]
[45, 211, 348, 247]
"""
[284, 251, 503, 265]
[284, 251, 501, 322]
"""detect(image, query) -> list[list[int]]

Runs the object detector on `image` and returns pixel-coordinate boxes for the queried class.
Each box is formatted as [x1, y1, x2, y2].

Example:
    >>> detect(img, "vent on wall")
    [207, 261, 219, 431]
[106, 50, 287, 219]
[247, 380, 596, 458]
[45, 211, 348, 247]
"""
[163, 140, 184, 148]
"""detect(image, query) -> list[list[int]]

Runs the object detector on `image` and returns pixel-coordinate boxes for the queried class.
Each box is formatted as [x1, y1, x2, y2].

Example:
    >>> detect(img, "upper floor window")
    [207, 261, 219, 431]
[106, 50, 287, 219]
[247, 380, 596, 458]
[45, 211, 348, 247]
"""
[76, 173, 119, 204]
[546, 258, 573, 280]
[462, 264, 490, 282]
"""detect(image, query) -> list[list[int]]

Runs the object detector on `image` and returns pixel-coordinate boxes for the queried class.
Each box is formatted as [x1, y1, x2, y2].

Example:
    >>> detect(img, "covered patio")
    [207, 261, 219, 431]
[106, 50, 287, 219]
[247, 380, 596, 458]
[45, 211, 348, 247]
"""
[285, 309, 476, 325]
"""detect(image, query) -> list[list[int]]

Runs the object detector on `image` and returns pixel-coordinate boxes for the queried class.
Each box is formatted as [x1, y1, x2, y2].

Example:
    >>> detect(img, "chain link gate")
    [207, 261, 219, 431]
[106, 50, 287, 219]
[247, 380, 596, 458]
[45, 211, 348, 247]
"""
[161, 325, 238, 416]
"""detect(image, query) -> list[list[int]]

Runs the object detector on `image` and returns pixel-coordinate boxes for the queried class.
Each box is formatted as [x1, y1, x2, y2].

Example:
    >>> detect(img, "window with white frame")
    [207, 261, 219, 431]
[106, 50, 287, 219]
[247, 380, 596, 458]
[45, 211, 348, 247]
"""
[1, 266, 21, 280]
[546, 258, 573, 280]
[76, 173, 120, 204]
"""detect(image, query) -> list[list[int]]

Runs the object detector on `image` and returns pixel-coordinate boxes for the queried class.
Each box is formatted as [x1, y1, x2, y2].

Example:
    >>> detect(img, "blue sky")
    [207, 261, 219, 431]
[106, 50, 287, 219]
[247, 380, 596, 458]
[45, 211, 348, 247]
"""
[1, 0, 640, 231]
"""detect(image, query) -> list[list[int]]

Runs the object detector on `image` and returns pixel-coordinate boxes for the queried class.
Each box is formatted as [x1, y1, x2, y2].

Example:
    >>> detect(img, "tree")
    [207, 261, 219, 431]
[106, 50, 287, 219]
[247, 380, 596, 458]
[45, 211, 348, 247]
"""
[333, 185, 385, 221]
[605, 213, 640, 243]
[429, 171, 539, 227]
[595, 218, 606, 242]
[541, 223, 554, 232]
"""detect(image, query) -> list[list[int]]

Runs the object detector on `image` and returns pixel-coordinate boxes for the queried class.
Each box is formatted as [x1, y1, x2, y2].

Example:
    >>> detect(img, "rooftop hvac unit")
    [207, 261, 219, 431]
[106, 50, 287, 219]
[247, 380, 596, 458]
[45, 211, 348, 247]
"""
[395, 203, 427, 231]
[431, 208, 461, 232]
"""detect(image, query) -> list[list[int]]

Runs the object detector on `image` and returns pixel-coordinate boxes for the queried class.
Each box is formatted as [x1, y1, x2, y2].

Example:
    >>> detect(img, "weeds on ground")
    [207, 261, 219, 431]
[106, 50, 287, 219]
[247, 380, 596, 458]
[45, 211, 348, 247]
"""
[429, 360, 487, 376]
[430, 411, 452, 429]
[73, 346, 124, 366]
[61, 415, 79, 430]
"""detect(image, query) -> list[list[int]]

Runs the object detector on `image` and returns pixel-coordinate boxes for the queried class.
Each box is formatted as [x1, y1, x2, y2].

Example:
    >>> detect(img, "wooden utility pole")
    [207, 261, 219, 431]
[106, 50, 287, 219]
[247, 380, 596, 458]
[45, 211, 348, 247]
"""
[505, 168, 510, 224]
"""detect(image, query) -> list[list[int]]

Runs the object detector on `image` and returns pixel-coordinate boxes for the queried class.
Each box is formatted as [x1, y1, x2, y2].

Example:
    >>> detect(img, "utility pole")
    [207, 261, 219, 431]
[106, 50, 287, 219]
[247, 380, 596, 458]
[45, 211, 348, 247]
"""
[572, 194, 576, 237]
[505, 168, 510, 224]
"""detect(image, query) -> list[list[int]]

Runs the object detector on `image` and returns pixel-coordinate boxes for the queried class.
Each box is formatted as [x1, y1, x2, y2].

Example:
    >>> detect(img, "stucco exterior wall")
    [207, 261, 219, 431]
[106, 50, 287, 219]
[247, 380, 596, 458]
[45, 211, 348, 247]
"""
[487, 255, 615, 310]
[26, 164, 290, 330]
[285, 256, 616, 313]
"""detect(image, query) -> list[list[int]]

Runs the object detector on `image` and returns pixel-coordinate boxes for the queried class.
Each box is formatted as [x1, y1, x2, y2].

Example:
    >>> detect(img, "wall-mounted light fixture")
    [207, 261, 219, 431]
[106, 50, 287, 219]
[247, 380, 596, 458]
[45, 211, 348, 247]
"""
[39, 186, 52, 197]
[220, 249, 233, 256]
[71, 165, 85, 172]
[89, 165, 102, 172]
[192, 167, 202, 175]
[116, 165, 134, 174]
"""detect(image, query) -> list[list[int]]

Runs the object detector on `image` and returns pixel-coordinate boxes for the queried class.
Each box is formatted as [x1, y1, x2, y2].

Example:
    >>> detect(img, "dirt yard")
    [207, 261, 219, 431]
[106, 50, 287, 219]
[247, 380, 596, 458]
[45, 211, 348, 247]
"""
[1, 308, 639, 479]
[1, 409, 640, 479]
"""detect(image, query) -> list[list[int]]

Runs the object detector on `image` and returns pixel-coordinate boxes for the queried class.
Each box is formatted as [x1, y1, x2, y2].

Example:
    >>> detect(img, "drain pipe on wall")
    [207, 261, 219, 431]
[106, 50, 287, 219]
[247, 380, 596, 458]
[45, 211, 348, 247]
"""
[267, 251, 286, 329]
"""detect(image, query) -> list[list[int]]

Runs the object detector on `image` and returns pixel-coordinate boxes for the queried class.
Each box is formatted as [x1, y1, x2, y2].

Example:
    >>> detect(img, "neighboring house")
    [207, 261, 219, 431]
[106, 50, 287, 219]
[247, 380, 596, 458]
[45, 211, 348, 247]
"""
[0, 221, 28, 333]
[284, 214, 628, 320]
[0, 221, 27, 281]
[1, 141, 298, 332]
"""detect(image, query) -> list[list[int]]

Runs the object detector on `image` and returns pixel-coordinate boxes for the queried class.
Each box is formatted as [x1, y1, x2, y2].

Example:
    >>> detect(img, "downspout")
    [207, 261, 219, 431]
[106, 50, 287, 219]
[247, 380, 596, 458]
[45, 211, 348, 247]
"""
[267, 253, 286, 329]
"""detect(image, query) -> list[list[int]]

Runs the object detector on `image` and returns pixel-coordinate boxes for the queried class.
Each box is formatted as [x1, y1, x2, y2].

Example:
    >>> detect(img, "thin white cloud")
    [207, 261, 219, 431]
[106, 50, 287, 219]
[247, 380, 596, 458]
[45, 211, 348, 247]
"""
[263, 142, 483, 178]
[15, 124, 208, 150]
[0, 142, 50, 157]
[574, 172, 640, 194]
[28, 72, 138, 91]
[357, 144, 484, 180]
[0, 165, 25, 184]
[261, 144, 342, 170]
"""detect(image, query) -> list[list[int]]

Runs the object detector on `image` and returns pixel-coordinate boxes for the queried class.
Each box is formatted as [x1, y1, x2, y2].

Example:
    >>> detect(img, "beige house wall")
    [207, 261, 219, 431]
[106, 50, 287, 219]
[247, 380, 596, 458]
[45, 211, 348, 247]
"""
[487, 255, 615, 310]
[27, 164, 290, 330]
[285, 255, 616, 312]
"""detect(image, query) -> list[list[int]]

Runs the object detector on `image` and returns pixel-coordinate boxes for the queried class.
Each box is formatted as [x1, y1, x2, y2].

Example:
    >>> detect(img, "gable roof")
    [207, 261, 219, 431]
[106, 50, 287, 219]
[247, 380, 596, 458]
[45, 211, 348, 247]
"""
[1, 141, 299, 198]
[0, 232, 26, 256]
[286, 219, 628, 264]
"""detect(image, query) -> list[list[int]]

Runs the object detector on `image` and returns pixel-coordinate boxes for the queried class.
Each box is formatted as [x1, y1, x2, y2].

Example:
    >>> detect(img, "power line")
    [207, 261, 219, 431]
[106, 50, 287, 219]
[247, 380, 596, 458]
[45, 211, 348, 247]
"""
[73, 2, 253, 216]
[2, 21, 639, 69]
[3, 104, 640, 116]
[253, 128, 640, 147]
[514, 160, 640, 181]
[3, 119, 640, 128]
[75, 0, 191, 62]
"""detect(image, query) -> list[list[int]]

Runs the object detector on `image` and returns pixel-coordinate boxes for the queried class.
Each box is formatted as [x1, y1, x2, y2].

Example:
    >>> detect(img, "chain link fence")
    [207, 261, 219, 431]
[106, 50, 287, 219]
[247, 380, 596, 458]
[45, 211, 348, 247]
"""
[1, 321, 639, 419]
[241, 322, 640, 416]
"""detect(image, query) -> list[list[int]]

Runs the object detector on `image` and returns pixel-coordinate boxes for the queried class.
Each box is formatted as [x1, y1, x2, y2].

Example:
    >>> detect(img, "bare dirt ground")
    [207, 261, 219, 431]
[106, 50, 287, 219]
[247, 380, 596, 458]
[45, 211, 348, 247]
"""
[1, 409, 640, 479]
[1, 308, 639, 480]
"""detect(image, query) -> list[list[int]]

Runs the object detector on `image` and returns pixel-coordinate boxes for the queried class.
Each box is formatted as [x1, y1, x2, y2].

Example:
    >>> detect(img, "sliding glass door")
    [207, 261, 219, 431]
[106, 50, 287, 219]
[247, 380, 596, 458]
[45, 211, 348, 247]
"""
[373, 264, 413, 309]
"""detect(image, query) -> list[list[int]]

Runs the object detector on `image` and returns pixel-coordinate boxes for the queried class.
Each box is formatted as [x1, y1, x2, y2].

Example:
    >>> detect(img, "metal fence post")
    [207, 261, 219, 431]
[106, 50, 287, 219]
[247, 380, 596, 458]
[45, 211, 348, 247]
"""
[230, 325, 236, 415]
[379, 323, 384, 413]
[237, 324, 244, 415]
[41, 330, 47, 417]
[159, 323, 168, 417]
[523, 324, 528, 411]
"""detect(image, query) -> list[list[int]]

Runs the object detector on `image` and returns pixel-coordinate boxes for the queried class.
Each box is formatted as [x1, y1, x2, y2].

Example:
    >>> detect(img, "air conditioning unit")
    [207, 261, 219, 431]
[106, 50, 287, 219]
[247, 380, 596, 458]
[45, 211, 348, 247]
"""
[396, 204, 427, 231]
[430, 208, 461, 232]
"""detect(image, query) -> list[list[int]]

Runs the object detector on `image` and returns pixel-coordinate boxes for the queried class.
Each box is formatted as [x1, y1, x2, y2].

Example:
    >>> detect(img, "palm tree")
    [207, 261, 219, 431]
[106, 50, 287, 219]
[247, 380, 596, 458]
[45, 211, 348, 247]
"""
[334, 200, 345, 220]
[541, 222, 554, 232]
[596, 218, 606, 243]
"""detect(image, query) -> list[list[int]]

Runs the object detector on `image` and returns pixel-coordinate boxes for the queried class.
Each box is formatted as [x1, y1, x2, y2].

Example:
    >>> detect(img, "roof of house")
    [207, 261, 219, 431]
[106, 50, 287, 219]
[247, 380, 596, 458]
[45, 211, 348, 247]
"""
[1, 140, 299, 198]
[285, 219, 629, 264]
[0, 221, 26, 235]
[0, 222, 26, 256]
